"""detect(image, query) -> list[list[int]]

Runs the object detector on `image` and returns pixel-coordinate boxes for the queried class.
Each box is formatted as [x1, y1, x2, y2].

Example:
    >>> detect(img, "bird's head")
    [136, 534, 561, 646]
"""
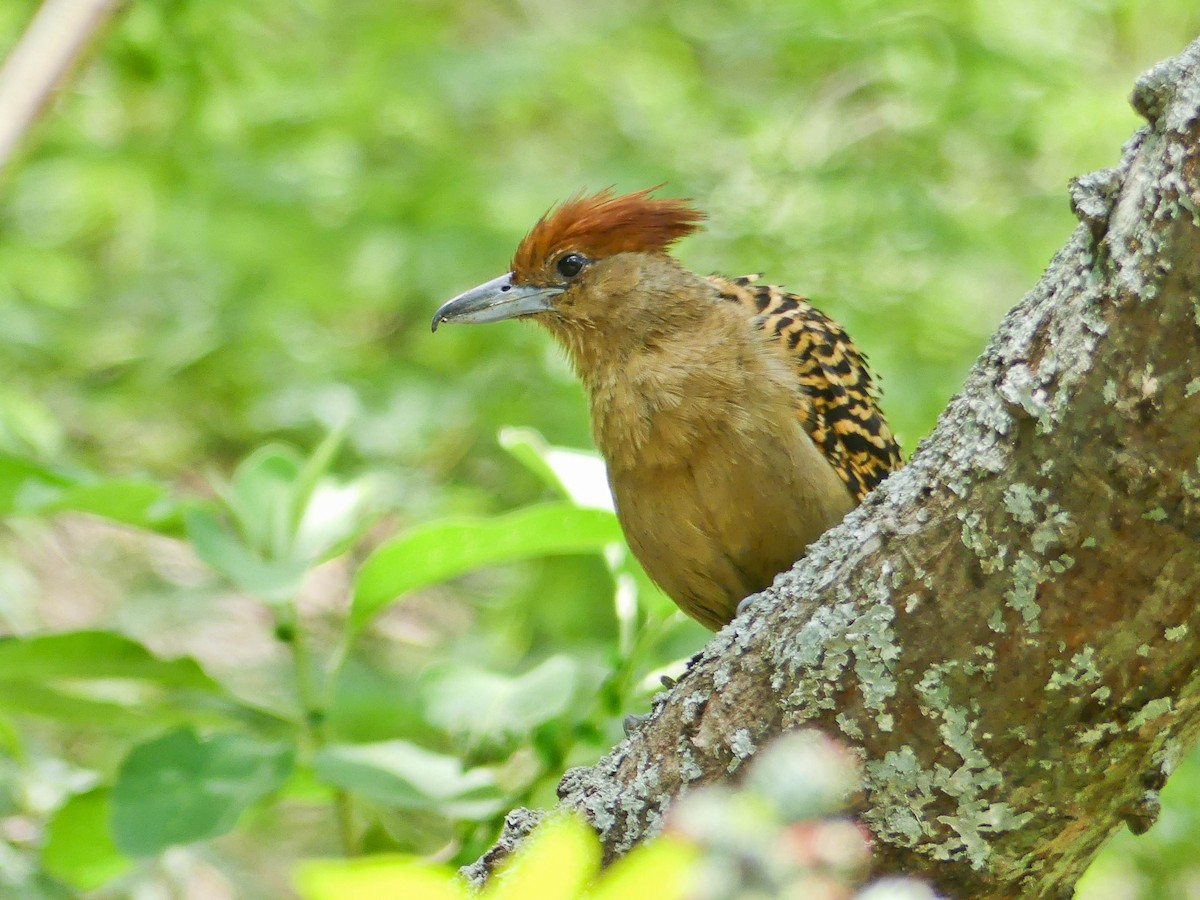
[431, 188, 706, 340]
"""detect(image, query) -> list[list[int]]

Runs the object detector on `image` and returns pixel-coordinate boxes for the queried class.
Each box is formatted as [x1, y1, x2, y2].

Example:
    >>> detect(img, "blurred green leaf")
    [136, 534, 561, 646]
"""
[293, 813, 698, 900]
[0, 681, 164, 728]
[185, 505, 308, 603]
[293, 477, 377, 563]
[223, 443, 304, 559]
[422, 655, 580, 746]
[0, 454, 71, 512]
[111, 727, 294, 856]
[312, 740, 504, 819]
[42, 788, 131, 891]
[34, 479, 182, 532]
[0, 632, 271, 730]
[191, 437, 374, 601]
[350, 502, 622, 629]
[0, 453, 181, 533]
[499, 428, 613, 512]
[297, 855, 466, 900]
[482, 814, 599, 900]
[586, 837, 698, 900]
[291, 423, 351, 538]
[0, 630, 220, 690]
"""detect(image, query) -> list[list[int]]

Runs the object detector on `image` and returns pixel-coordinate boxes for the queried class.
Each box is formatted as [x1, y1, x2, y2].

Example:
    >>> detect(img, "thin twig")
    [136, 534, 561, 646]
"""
[0, 0, 124, 175]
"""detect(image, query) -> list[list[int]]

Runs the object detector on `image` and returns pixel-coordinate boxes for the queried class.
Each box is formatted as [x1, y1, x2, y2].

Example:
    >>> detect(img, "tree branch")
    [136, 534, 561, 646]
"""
[465, 35, 1200, 899]
[0, 0, 125, 176]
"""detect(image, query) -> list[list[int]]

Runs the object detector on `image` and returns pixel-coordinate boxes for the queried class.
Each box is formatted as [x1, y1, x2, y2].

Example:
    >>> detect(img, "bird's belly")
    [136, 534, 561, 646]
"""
[610, 428, 853, 630]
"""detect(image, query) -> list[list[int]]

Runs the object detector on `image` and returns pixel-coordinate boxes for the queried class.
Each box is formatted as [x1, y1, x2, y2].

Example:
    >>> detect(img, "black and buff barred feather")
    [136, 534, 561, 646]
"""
[709, 273, 903, 500]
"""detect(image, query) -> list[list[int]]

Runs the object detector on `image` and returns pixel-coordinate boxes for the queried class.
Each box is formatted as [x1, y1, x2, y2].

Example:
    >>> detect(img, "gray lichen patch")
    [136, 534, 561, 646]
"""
[837, 712, 865, 741]
[902, 653, 1037, 867]
[939, 801, 1035, 870]
[1001, 482, 1076, 555]
[1076, 721, 1121, 746]
[1046, 647, 1103, 691]
[677, 741, 704, 783]
[711, 665, 730, 690]
[999, 364, 1052, 425]
[619, 753, 663, 842]
[1004, 552, 1047, 631]
[1003, 483, 1049, 525]
[1031, 506, 1074, 555]
[729, 727, 757, 760]
[849, 596, 901, 719]
[916, 662, 955, 714]
[782, 601, 858, 711]
[863, 701, 1029, 872]
[681, 691, 708, 723]
[863, 747, 938, 846]
[958, 509, 1008, 574]
[778, 589, 901, 735]
[1128, 698, 1175, 731]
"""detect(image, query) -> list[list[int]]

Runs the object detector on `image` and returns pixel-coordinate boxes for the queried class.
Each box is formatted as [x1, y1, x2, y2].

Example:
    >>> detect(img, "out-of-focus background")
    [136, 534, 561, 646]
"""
[1, 1, 1198, 897]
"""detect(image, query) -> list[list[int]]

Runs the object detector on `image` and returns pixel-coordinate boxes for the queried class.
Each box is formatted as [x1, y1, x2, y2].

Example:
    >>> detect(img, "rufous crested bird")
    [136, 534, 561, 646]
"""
[432, 188, 902, 630]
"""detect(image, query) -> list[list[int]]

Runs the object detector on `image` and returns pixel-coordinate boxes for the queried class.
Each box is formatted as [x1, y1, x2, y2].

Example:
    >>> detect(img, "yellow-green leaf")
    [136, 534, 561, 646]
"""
[483, 814, 600, 900]
[585, 836, 699, 900]
[296, 856, 465, 900]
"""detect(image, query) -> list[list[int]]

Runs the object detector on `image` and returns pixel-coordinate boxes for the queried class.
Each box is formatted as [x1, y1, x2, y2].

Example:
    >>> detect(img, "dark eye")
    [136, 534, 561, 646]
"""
[556, 253, 586, 278]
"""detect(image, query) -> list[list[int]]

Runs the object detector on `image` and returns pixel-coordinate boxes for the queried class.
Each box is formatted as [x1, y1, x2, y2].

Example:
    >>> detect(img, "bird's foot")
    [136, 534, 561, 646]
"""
[735, 591, 765, 618]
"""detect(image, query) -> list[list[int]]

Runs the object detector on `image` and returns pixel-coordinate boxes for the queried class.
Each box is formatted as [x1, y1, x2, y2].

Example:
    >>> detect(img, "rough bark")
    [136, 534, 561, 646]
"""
[466, 37, 1200, 899]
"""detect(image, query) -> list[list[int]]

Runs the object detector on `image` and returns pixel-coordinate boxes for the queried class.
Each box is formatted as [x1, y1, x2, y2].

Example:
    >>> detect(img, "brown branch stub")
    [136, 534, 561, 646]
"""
[465, 36, 1200, 899]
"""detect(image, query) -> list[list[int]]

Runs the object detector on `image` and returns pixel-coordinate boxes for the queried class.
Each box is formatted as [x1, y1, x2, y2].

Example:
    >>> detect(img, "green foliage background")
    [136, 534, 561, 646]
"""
[1, 0, 1198, 896]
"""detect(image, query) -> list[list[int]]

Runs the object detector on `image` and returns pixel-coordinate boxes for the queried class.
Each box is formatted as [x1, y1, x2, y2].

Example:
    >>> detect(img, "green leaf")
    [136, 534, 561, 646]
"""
[37, 479, 182, 533]
[499, 428, 613, 511]
[0, 454, 72, 513]
[224, 443, 304, 559]
[290, 424, 350, 540]
[0, 631, 221, 690]
[482, 814, 599, 900]
[585, 835, 699, 900]
[185, 506, 307, 602]
[293, 477, 376, 564]
[350, 502, 622, 630]
[422, 655, 580, 745]
[0, 632, 283, 731]
[296, 856, 466, 900]
[0, 680, 159, 728]
[111, 728, 294, 856]
[0, 453, 180, 533]
[191, 437, 373, 601]
[42, 789, 132, 891]
[312, 740, 504, 819]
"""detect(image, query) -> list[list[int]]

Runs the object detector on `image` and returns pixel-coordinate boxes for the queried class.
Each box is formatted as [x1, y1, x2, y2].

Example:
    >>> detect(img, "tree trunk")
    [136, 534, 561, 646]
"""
[466, 36, 1200, 899]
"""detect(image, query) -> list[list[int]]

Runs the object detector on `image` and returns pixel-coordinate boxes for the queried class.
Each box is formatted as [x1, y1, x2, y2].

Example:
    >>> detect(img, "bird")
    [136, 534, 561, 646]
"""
[432, 188, 902, 630]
